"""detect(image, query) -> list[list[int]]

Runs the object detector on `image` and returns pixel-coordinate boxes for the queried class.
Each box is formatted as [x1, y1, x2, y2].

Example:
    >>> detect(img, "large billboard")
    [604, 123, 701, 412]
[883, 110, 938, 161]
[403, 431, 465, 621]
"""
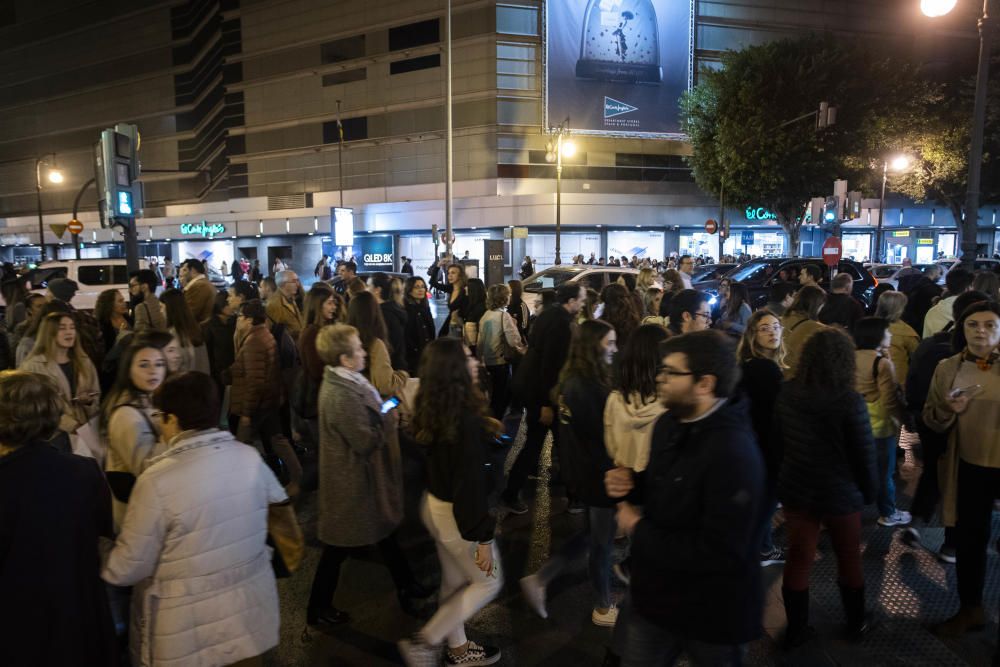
[546, 0, 693, 137]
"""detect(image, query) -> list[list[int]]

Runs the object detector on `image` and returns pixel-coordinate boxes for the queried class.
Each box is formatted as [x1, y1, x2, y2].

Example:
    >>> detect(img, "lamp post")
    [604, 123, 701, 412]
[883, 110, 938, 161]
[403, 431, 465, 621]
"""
[921, 0, 994, 269]
[875, 155, 910, 263]
[35, 154, 63, 262]
[545, 118, 576, 266]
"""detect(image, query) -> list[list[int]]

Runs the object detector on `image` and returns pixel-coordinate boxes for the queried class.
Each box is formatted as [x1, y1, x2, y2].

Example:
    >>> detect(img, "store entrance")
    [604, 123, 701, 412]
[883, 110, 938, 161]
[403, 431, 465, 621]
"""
[267, 246, 293, 276]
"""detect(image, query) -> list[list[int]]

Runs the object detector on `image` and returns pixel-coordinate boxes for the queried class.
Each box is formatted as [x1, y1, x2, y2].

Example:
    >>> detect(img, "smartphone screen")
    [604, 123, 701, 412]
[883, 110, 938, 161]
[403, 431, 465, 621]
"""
[380, 397, 400, 414]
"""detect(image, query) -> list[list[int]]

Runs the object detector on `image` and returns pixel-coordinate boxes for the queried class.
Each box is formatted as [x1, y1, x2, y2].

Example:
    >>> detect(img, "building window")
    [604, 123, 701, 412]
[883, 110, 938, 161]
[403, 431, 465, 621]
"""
[388, 19, 439, 51]
[390, 54, 440, 75]
[498, 43, 536, 90]
[322, 68, 367, 86]
[497, 5, 538, 36]
[321, 35, 366, 64]
[323, 117, 368, 143]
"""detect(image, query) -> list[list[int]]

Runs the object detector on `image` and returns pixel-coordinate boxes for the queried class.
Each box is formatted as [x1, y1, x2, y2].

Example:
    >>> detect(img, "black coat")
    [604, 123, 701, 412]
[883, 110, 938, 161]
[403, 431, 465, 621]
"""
[774, 383, 878, 516]
[901, 277, 943, 335]
[738, 358, 783, 485]
[0, 445, 117, 666]
[380, 301, 408, 370]
[557, 375, 614, 507]
[818, 293, 865, 331]
[404, 299, 436, 374]
[626, 396, 765, 644]
[511, 305, 573, 408]
[202, 314, 236, 391]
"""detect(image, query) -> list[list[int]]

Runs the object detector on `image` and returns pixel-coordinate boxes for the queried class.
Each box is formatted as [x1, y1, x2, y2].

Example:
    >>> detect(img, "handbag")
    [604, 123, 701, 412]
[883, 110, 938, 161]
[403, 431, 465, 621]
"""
[267, 502, 304, 578]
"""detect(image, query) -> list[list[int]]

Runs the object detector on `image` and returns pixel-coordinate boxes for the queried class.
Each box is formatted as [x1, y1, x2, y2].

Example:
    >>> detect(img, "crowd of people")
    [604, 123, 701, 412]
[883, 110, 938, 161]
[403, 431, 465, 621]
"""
[0, 251, 998, 667]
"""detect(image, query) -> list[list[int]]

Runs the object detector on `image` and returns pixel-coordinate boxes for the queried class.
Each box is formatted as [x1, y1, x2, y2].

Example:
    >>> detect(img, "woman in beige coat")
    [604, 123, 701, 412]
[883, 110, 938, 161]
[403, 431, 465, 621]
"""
[19, 312, 101, 458]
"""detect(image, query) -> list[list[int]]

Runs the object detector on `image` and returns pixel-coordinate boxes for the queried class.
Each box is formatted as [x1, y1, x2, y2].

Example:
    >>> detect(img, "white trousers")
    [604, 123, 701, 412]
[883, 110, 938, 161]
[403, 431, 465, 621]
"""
[419, 493, 504, 649]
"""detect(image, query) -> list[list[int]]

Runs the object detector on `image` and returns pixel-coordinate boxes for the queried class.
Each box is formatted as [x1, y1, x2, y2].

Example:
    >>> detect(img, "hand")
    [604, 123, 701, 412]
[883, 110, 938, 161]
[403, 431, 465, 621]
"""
[615, 502, 642, 537]
[539, 407, 554, 427]
[604, 467, 634, 499]
[474, 543, 494, 575]
[946, 393, 972, 415]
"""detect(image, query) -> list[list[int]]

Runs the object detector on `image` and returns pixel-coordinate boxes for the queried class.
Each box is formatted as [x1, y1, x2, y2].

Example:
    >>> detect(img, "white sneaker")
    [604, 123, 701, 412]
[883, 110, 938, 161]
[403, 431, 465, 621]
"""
[592, 605, 619, 627]
[398, 635, 441, 667]
[520, 574, 548, 619]
[877, 510, 912, 527]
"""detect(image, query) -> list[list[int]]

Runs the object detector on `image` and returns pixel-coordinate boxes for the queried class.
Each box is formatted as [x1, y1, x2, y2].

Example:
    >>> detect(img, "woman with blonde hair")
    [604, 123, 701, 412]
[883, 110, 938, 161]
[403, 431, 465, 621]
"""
[640, 287, 667, 328]
[20, 312, 101, 458]
[477, 283, 526, 419]
[874, 290, 920, 383]
[737, 309, 788, 565]
[635, 267, 657, 298]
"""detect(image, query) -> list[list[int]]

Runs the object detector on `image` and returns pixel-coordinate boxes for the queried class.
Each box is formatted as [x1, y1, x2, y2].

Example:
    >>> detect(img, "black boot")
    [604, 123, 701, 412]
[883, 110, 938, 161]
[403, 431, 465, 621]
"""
[782, 587, 816, 649]
[840, 584, 877, 641]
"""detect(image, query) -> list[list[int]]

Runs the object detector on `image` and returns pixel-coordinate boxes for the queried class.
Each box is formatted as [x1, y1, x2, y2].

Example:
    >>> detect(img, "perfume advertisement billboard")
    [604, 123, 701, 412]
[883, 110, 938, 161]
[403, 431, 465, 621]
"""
[546, 0, 693, 137]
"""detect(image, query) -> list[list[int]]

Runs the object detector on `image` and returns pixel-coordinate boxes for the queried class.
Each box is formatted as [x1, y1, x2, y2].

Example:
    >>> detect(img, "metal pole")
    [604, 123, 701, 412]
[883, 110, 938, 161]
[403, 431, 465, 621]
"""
[123, 221, 139, 274]
[718, 177, 725, 262]
[555, 133, 562, 265]
[35, 158, 46, 262]
[444, 0, 454, 262]
[960, 0, 993, 270]
[876, 161, 887, 264]
[337, 99, 344, 209]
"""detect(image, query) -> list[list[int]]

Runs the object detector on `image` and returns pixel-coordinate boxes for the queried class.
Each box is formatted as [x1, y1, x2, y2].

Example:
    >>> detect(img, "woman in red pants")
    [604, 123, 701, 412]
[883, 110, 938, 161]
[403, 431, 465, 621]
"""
[772, 328, 879, 647]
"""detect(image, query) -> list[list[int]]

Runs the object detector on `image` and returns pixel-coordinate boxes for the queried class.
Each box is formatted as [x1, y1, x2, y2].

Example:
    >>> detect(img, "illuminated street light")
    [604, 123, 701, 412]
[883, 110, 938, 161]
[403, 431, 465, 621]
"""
[889, 155, 910, 172]
[545, 118, 576, 265]
[875, 155, 913, 262]
[47, 168, 64, 184]
[920, 0, 958, 16]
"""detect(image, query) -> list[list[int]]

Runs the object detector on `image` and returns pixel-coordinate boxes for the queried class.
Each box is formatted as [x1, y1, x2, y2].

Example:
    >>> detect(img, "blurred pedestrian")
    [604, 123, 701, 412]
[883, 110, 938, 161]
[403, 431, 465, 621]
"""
[714, 282, 752, 337]
[160, 288, 210, 375]
[599, 283, 641, 350]
[477, 283, 526, 420]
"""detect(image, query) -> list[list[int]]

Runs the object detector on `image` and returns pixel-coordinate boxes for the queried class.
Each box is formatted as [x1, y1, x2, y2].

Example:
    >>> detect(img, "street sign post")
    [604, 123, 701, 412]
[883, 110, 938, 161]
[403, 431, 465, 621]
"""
[822, 236, 843, 267]
[67, 219, 83, 235]
[704, 219, 718, 234]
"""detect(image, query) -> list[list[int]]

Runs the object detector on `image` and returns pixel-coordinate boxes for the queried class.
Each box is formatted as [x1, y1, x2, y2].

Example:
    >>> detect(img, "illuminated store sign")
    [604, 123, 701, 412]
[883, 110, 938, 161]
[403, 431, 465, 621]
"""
[180, 221, 226, 238]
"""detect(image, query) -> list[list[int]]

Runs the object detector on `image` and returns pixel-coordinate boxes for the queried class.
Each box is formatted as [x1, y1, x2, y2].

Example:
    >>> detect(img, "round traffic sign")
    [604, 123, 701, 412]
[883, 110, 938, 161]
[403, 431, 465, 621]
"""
[822, 236, 843, 267]
[67, 219, 84, 235]
[704, 219, 718, 234]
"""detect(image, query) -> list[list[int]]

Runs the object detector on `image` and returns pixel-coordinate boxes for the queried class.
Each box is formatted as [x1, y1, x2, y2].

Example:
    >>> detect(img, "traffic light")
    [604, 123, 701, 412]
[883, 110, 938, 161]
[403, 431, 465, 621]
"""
[95, 123, 143, 229]
[823, 196, 839, 224]
[847, 191, 862, 219]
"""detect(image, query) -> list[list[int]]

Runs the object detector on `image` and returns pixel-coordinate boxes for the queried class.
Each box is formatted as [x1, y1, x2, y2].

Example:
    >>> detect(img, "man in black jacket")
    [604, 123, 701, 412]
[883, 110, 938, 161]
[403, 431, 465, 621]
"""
[503, 282, 586, 515]
[901, 265, 943, 334]
[606, 331, 765, 664]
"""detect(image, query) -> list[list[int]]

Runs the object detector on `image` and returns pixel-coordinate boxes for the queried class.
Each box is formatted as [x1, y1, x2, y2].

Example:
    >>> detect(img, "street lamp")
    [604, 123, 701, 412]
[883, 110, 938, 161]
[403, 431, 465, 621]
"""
[875, 155, 911, 263]
[545, 118, 576, 265]
[35, 154, 62, 262]
[922, 0, 994, 269]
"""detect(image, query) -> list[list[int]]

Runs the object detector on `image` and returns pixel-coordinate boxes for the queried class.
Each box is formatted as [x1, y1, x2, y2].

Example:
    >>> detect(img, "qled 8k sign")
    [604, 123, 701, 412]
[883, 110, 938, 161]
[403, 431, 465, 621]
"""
[546, 0, 693, 137]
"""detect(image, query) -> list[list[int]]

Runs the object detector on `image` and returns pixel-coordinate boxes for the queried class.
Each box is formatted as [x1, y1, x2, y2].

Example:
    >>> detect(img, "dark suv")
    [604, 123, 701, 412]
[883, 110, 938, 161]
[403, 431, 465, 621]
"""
[697, 257, 877, 310]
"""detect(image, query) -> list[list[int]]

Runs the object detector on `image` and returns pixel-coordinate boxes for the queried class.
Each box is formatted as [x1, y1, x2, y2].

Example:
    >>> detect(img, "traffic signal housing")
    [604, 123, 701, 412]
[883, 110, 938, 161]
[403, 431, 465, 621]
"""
[95, 123, 143, 228]
[823, 196, 839, 224]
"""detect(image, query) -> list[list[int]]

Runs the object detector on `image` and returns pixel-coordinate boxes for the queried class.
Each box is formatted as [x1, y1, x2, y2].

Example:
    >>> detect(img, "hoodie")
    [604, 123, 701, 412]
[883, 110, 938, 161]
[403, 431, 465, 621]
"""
[603, 390, 666, 472]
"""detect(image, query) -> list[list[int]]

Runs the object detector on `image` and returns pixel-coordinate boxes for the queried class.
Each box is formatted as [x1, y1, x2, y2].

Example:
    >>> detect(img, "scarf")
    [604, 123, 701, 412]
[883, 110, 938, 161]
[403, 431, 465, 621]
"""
[964, 348, 1000, 372]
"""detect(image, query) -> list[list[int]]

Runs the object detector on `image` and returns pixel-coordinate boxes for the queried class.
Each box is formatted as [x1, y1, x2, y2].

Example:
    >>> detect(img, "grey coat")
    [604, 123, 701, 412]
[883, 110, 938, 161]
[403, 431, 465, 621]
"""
[317, 367, 403, 547]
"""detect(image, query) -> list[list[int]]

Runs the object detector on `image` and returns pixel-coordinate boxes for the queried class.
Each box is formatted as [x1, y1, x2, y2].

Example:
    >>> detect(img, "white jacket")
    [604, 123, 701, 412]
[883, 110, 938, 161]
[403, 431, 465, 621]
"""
[604, 390, 666, 472]
[477, 309, 526, 366]
[102, 429, 287, 667]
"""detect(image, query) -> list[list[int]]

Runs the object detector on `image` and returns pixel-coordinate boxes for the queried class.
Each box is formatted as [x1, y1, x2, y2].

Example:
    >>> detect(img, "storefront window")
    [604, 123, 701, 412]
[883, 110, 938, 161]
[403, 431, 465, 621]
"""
[841, 233, 871, 262]
[526, 233, 601, 269]
[607, 231, 664, 262]
[680, 230, 785, 261]
[937, 233, 956, 258]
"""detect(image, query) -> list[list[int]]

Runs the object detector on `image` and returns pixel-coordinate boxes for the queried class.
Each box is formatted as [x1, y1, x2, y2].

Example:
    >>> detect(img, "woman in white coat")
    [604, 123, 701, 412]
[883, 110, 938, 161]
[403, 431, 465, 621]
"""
[19, 311, 101, 457]
[101, 371, 288, 667]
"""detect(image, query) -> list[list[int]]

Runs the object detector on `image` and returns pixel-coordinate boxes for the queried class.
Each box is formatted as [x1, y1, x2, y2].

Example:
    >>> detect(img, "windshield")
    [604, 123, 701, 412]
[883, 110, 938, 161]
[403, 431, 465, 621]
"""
[871, 265, 901, 278]
[725, 261, 778, 283]
[522, 266, 586, 292]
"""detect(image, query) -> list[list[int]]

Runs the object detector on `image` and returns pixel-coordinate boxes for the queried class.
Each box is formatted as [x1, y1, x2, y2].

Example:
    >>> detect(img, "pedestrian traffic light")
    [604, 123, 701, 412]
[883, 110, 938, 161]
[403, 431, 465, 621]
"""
[847, 191, 862, 219]
[823, 196, 839, 224]
[95, 123, 143, 228]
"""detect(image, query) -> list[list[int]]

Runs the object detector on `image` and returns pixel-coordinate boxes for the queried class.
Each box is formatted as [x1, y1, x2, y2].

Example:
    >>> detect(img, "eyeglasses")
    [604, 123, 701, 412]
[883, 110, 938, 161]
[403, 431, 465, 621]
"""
[965, 320, 999, 333]
[657, 365, 694, 377]
[756, 324, 783, 334]
[693, 312, 711, 321]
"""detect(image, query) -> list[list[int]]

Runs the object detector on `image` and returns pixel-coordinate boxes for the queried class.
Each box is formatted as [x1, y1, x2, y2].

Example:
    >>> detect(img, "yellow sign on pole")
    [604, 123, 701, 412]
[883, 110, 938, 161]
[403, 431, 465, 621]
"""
[50, 223, 68, 239]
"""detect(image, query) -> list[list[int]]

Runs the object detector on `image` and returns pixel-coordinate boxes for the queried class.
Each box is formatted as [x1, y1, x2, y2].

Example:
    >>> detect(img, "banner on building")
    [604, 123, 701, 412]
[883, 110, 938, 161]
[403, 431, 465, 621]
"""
[356, 234, 395, 272]
[546, 0, 693, 137]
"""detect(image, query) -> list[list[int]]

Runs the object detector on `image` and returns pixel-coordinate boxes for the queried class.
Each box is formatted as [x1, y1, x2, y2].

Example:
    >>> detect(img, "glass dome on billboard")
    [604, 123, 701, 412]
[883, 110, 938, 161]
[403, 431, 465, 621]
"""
[576, 0, 662, 83]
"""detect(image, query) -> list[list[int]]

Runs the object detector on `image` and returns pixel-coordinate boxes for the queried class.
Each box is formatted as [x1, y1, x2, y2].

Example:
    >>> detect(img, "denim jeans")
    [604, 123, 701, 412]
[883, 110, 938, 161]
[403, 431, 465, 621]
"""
[616, 595, 745, 666]
[875, 435, 898, 517]
[535, 506, 617, 609]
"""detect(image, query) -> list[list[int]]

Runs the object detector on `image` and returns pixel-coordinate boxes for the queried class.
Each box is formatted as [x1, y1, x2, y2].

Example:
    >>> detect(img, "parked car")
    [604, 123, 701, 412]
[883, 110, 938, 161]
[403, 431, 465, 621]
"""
[20, 258, 150, 311]
[697, 257, 877, 310]
[936, 257, 1000, 284]
[520, 265, 640, 314]
[687, 263, 738, 293]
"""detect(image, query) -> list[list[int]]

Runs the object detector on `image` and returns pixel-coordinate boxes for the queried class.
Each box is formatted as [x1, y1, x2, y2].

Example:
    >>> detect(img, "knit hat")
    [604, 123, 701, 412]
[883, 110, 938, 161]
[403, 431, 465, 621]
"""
[47, 277, 78, 302]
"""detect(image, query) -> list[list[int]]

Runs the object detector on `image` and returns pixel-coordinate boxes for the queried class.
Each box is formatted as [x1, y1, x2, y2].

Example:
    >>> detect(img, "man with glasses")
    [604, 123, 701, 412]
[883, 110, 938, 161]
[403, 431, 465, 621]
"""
[666, 289, 711, 336]
[605, 330, 765, 665]
[678, 255, 695, 289]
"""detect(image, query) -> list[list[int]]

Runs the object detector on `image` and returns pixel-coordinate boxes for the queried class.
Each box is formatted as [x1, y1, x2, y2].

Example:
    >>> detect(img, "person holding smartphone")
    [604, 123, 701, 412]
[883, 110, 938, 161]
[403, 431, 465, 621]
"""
[925, 301, 1000, 639]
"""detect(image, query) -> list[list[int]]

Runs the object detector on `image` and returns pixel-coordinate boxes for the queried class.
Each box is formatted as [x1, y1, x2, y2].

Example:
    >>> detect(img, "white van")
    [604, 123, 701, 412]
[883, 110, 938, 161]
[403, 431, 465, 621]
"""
[22, 258, 149, 311]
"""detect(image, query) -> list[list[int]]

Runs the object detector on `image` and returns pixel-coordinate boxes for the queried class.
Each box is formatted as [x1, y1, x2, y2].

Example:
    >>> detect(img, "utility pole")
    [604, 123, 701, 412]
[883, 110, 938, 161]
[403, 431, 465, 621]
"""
[444, 0, 454, 262]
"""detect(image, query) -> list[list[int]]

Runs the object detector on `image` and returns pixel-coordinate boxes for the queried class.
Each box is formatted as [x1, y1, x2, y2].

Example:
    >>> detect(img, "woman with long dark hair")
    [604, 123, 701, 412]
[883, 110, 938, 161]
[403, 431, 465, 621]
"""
[737, 309, 788, 566]
[348, 291, 408, 397]
[604, 323, 668, 473]
[657, 268, 685, 317]
[398, 337, 503, 666]
[160, 288, 210, 375]
[462, 278, 487, 353]
[403, 276, 435, 375]
[715, 282, 752, 337]
[297, 284, 345, 425]
[775, 329, 878, 646]
[508, 279, 531, 339]
[371, 273, 408, 370]
[94, 289, 131, 356]
[520, 319, 620, 627]
[599, 282, 641, 350]
[439, 264, 469, 338]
